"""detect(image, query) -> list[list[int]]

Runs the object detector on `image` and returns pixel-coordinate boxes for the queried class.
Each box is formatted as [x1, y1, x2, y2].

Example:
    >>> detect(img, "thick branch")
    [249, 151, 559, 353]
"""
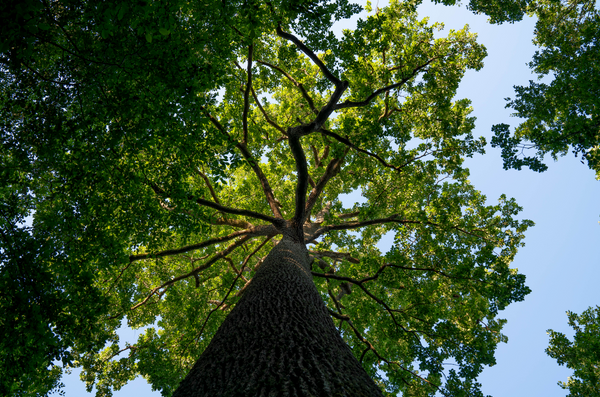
[310, 215, 418, 240]
[151, 182, 279, 225]
[276, 25, 341, 86]
[275, 26, 348, 132]
[288, 131, 309, 237]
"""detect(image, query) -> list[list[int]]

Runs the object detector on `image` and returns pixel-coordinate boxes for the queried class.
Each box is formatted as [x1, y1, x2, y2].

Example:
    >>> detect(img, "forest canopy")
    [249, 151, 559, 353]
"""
[1, 0, 595, 396]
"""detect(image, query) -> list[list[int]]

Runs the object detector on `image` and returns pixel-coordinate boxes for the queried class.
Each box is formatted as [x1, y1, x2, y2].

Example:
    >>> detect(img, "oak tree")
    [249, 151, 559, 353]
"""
[1, 0, 533, 396]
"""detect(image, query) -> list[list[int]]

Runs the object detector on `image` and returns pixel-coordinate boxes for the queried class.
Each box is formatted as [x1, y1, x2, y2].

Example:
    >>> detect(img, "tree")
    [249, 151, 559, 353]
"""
[491, 0, 600, 177]
[1, 0, 534, 396]
[546, 306, 600, 396]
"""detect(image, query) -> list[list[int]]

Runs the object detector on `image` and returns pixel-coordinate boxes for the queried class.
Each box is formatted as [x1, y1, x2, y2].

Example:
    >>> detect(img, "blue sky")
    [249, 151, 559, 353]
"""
[53, 1, 600, 396]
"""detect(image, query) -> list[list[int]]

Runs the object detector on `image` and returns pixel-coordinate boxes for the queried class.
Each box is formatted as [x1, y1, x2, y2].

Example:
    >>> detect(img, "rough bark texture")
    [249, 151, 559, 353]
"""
[172, 236, 383, 397]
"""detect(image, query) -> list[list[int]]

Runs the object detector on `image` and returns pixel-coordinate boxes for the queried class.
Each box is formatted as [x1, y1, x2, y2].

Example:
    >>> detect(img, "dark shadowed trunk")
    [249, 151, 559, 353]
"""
[172, 235, 383, 396]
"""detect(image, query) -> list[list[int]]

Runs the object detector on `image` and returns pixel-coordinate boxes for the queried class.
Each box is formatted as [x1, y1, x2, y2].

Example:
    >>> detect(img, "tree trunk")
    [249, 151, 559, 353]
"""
[172, 236, 383, 396]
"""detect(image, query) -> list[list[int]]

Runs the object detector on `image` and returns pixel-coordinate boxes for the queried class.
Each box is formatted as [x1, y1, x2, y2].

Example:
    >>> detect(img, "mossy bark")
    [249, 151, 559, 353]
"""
[172, 236, 383, 397]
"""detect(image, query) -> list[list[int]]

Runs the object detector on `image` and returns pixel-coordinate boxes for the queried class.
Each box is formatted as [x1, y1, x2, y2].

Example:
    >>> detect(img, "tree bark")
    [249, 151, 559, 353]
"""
[172, 236, 383, 397]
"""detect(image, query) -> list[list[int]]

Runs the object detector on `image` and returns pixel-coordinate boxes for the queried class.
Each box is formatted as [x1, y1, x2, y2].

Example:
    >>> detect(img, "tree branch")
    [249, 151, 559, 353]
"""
[250, 86, 286, 134]
[305, 148, 348, 217]
[309, 250, 359, 264]
[151, 182, 280, 225]
[288, 131, 309, 237]
[129, 226, 275, 263]
[319, 127, 413, 173]
[275, 25, 341, 86]
[130, 235, 252, 311]
[202, 108, 284, 219]
[256, 59, 318, 114]
[328, 308, 444, 394]
[195, 168, 221, 204]
[275, 26, 348, 132]
[334, 58, 437, 110]
[311, 214, 489, 242]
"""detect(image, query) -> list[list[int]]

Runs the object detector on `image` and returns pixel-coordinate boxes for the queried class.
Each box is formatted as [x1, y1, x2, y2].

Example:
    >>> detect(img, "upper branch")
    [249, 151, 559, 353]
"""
[334, 58, 437, 111]
[250, 86, 286, 134]
[151, 183, 281, 225]
[320, 128, 404, 172]
[202, 108, 284, 219]
[275, 26, 348, 132]
[256, 59, 318, 114]
[276, 25, 342, 86]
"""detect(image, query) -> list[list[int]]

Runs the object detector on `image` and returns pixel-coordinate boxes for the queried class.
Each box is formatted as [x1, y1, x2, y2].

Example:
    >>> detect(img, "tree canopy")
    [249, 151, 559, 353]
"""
[491, 0, 600, 177]
[0, 0, 547, 396]
[546, 306, 600, 397]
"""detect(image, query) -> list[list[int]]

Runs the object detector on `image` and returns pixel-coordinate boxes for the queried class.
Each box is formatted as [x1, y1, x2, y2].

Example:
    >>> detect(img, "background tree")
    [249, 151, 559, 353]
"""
[1, 0, 535, 396]
[491, 0, 600, 177]
[546, 306, 600, 396]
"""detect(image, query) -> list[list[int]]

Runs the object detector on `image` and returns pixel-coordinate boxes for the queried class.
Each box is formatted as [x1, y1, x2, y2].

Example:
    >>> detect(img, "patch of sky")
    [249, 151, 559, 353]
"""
[338, 187, 367, 207]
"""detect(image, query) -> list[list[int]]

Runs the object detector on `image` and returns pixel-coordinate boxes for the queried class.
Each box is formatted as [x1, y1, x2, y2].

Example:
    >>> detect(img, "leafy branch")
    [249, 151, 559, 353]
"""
[129, 235, 252, 311]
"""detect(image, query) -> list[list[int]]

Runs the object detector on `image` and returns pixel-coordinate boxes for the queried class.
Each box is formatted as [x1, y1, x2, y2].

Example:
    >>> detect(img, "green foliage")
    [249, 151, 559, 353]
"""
[1, 0, 536, 396]
[491, 0, 600, 178]
[546, 306, 600, 396]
